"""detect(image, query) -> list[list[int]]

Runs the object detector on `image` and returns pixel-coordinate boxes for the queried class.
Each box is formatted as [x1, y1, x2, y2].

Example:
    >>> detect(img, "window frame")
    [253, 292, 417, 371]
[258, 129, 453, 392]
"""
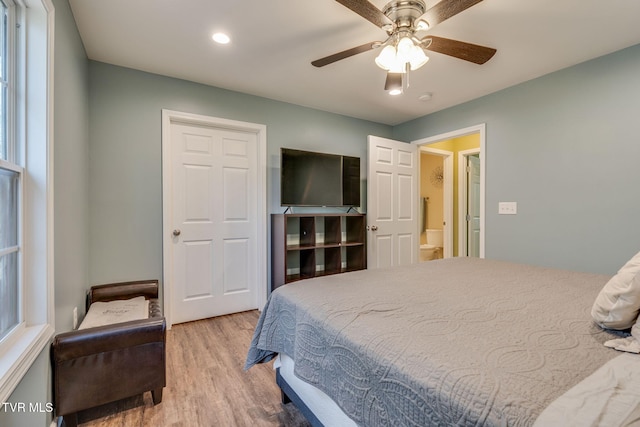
[0, 0, 54, 404]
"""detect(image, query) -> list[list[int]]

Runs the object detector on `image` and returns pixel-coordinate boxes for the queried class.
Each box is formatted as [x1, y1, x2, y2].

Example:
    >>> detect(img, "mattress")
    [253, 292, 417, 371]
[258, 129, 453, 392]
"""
[246, 258, 630, 426]
[276, 354, 357, 427]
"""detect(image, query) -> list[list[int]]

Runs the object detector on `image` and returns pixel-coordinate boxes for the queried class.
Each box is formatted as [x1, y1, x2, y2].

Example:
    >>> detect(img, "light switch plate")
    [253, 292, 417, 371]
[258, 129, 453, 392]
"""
[498, 202, 517, 215]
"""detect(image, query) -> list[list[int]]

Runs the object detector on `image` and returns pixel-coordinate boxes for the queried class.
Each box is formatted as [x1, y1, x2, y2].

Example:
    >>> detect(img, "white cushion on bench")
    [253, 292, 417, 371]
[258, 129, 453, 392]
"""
[79, 296, 149, 329]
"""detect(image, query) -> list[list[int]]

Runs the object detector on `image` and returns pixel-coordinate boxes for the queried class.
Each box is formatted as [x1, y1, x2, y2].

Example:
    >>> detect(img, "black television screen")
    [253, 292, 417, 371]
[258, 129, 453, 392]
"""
[281, 148, 360, 207]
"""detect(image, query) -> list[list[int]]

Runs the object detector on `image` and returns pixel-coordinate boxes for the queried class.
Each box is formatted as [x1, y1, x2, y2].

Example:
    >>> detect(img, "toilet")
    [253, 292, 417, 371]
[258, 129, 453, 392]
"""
[420, 229, 443, 261]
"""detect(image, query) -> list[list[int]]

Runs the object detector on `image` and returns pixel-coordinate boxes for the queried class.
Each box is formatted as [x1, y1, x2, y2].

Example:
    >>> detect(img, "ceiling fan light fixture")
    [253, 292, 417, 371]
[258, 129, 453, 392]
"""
[375, 45, 396, 70]
[396, 36, 414, 63]
[377, 36, 428, 73]
[389, 57, 407, 73]
[408, 45, 429, 70]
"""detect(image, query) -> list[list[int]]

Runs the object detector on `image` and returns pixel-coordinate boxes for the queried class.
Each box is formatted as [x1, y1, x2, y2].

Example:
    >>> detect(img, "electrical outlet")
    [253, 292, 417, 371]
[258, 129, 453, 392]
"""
[73, 307, 78, 329]
[498, 202, 518, 215]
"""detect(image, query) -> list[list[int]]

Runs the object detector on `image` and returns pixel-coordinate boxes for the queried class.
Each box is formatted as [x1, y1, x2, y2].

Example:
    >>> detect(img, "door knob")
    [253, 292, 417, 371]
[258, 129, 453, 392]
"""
[173, 229, 181, 236]
[370, 225, 378, 231]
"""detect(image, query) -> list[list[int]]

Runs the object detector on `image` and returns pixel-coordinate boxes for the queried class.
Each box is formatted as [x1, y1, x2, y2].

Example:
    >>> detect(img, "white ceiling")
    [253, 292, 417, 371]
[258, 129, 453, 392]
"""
[69, 0, 640, 126]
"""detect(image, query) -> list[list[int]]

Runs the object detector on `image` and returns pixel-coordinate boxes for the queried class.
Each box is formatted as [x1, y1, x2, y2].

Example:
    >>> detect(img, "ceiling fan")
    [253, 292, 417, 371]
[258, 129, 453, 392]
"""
[312, 0, 497, 94]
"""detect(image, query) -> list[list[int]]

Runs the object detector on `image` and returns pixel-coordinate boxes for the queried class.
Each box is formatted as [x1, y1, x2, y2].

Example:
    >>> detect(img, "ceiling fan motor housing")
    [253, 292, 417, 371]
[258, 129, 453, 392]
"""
[383, 0, 427, 31]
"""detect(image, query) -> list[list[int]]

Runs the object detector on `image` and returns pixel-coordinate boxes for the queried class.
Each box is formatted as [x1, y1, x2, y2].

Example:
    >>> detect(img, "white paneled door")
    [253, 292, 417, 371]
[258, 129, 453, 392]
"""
[165, 113, 264, 325]
[367, 135, 419, 269]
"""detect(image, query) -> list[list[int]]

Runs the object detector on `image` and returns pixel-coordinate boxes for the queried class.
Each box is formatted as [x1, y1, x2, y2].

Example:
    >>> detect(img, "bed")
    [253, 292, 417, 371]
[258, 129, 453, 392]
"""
[245, 257, 640, 426]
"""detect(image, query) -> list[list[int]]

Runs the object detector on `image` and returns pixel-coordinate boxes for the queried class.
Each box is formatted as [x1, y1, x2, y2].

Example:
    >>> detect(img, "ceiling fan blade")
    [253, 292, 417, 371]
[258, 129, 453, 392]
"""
[312, 42, 377, 67]
[335, 0, 392, 28]
[422, 0, 483, 28]
[422, 36, 496, 64]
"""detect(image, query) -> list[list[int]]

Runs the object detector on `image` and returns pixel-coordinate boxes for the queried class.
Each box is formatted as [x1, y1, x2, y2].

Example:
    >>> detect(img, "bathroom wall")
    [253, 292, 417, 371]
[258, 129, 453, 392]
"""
[424, 134, 480, 256]
[420, 153, 444, 245]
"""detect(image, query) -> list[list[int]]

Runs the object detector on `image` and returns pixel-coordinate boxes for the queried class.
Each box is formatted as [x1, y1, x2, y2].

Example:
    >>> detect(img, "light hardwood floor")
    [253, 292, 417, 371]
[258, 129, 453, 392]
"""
[76, 310, 311, 427]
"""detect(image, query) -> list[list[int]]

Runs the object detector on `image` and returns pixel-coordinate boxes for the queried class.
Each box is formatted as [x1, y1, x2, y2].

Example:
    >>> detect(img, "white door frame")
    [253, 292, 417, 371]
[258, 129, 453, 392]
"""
[458, 148, 481, 257]
[161, 109, 267, 328]
[412, 123, 486, 258]
[418, 146, 453, 258]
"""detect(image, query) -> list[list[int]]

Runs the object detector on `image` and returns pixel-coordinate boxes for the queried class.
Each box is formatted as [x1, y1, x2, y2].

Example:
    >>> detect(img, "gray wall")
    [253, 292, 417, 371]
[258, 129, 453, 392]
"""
[0, 0, 89, 426]
[88, 61, 392, 286]
[394, 43, 640, 274]
[0, 350, 52, 427]
[54, 0, 90, 334]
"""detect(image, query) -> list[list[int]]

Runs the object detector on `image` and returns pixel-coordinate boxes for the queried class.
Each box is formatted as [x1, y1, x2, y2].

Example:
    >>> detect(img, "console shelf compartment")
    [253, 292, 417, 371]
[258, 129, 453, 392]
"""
[271, 213, 366, 290]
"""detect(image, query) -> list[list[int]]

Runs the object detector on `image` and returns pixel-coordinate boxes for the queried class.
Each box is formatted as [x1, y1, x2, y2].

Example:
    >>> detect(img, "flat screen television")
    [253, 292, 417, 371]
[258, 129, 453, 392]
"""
[280, 148, 360, 207]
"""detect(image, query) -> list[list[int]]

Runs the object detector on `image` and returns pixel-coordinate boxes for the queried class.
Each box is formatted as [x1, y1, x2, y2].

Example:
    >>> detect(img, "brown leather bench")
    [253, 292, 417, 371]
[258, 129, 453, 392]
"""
[51, 280, 166, 427]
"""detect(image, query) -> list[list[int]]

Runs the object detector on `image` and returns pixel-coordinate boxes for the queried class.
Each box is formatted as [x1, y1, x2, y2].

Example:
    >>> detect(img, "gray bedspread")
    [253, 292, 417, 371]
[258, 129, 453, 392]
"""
[245, 258, 621, 426]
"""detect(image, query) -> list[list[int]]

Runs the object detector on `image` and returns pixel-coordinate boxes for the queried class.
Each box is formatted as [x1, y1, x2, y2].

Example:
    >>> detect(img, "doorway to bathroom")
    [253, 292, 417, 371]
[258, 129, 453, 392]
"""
[419, 147, 452, 261]
[412, 124, 485, 260]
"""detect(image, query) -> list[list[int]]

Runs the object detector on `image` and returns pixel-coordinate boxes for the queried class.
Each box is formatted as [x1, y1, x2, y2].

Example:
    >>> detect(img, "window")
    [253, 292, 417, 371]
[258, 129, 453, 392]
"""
[0, 0, 54, 403]
[0, 0, 21, 344]
[0, 167, 20, 341]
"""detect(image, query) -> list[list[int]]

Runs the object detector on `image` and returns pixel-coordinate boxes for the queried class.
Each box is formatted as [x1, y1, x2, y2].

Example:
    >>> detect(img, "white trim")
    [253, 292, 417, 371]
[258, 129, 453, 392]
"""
[161, 109, 267, 328]
[418, 146, 453, 258]
[411, 123, 486, 258]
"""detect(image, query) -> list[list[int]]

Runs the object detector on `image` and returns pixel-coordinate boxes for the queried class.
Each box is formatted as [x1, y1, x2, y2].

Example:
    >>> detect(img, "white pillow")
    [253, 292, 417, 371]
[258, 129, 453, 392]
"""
[79, 296, 149, 329]
[591, 251, 640, 330]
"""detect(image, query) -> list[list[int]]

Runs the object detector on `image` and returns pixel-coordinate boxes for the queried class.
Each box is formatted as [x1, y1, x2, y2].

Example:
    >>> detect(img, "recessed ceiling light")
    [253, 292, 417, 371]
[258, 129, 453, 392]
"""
[418, 92, 433, 101]
[212, 32, 230, 44]
[389, 89, 402, 96]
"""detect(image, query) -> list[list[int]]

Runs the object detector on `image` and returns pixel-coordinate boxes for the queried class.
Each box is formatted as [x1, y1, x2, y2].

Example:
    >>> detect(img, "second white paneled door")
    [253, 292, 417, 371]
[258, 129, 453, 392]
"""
[165, 112, 264, 325]
[367, 135, 419, 269]
[467, 154, 481, 257]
